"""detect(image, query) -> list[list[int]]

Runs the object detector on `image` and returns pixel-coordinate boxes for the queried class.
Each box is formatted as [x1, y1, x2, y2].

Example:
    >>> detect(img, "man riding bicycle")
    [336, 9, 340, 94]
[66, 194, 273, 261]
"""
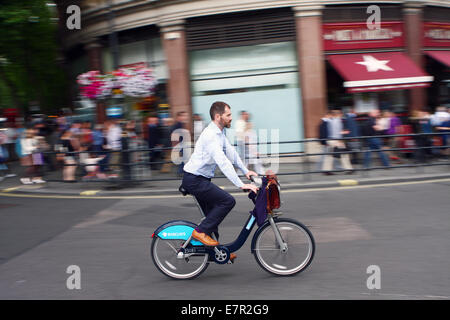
[181, 101, 259, 261]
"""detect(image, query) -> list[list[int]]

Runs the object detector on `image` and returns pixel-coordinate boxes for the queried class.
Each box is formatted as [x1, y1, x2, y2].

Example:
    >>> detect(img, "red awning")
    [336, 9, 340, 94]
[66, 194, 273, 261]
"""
[328, 52, 434, 93]
[425, 51, 450, 67]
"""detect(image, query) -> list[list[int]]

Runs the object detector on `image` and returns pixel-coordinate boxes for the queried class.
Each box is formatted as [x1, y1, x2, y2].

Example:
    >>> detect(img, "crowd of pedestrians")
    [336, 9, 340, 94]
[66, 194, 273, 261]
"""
[0, 113, 192, 184]
[0, 106, 449, 183]
[318, 106, 450, 175]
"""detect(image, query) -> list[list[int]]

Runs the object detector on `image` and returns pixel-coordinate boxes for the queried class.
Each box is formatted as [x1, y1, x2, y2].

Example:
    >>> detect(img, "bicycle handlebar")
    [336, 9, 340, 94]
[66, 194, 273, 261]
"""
[242, 175, 262, 193]
[250, 175, 262, 186]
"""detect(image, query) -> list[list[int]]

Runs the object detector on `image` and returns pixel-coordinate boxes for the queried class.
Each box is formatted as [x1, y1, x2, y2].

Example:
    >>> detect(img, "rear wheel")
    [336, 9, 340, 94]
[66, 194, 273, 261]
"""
[253, 218, 315, 276]
[151, 237, 209, 280]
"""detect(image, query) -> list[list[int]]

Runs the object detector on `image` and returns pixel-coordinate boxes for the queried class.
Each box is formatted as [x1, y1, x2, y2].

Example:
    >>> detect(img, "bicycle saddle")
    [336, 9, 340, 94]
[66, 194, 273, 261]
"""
[179, 186, 190, 196]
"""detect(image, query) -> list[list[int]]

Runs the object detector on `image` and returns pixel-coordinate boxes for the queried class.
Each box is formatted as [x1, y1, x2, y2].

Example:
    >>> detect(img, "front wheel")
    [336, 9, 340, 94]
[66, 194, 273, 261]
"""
[253, 218, 315, 276]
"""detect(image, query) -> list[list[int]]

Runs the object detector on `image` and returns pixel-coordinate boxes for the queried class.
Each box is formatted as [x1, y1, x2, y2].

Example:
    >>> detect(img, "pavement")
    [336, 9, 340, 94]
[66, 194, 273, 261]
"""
[1, 156, 450, 197]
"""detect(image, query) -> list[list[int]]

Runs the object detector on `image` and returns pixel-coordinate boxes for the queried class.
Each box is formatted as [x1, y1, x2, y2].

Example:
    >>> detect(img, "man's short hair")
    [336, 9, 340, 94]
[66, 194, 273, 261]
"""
[210, 101, 230, 120]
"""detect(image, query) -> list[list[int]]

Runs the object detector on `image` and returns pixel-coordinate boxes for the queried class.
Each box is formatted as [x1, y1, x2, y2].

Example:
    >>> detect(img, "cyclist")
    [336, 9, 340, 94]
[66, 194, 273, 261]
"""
[182, 101, 259, 261]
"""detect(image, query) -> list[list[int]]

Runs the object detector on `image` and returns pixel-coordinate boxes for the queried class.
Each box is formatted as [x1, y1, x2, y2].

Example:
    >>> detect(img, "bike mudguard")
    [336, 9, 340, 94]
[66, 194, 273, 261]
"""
[153, 220, 203, 246]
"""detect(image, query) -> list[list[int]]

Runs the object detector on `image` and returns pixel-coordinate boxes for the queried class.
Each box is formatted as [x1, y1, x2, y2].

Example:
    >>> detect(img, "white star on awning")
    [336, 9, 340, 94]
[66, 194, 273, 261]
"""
[355, 55, 394, 72]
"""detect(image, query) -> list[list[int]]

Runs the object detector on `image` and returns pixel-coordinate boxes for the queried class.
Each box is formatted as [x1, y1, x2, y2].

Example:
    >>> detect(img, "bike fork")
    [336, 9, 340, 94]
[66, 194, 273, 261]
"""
[268, 216, 288, 253]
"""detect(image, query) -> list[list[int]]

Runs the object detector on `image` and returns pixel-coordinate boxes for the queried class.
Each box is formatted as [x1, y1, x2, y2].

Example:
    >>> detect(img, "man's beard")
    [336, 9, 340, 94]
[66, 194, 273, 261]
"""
[221, 118, 231, 128]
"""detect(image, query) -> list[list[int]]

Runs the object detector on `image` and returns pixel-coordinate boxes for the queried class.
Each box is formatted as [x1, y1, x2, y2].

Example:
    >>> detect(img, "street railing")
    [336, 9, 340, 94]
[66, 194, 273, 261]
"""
[36, 132, 449, 183]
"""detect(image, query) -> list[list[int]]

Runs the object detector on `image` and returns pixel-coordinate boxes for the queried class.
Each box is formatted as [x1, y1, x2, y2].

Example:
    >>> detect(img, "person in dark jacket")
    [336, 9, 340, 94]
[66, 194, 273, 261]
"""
[320, 109, 353, 175]
[362, 109, 390, 168]
[147, 116, 160, 170]
[436, 115, 450, 157]
[343, 108, 361, 165]
[317, 111, 331, 172]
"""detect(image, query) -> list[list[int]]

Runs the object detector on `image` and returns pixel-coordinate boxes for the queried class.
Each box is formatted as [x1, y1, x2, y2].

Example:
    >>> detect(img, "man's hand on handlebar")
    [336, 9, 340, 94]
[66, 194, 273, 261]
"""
[241, 184, 259, 194]
[240, 171, 259, 193]
[245, 170, 258, 181]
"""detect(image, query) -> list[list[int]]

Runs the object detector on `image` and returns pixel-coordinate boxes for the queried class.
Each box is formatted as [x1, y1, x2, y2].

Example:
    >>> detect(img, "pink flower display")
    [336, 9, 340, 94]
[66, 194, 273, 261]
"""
[77, 67, 157, 100]
[77, 70, 112, 99]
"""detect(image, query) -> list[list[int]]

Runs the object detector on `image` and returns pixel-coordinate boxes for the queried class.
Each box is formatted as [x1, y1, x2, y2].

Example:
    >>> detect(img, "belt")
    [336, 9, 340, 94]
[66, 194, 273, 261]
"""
[183, 171, 211, 181]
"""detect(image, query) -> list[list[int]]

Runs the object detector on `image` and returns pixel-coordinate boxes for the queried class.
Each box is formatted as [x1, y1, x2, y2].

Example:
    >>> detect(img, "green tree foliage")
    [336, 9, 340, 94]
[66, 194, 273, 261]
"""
[0, 0, 67, 115]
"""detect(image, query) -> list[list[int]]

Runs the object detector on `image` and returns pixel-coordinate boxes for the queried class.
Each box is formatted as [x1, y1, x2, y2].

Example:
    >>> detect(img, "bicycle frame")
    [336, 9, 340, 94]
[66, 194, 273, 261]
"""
[180, 213, 287, 264]
[221, 213, 258, 253]
[157, 212, 259, 261]
[177, 213, 259, 263]
[152, 178, 316, 278]
[153, 181, 287, 264]
[184, 194, 260, 254]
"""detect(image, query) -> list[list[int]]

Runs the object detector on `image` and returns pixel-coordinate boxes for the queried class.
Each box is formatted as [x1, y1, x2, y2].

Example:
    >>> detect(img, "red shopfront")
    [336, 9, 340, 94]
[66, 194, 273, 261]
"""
[324, 21, 433, 114]
[423, 22, 450, 109]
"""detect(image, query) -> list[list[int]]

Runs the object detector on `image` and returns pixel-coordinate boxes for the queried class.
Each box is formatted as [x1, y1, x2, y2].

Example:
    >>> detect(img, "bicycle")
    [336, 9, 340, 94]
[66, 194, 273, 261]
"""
[150, 176, 315, 279]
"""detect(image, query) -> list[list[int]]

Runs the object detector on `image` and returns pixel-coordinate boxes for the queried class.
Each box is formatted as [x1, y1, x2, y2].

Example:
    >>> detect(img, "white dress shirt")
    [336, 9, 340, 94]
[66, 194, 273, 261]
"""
[183, 121, 249, 188]
[328, 117, 343, 139]
[21, 138, 37, 155]
[430, 111, 450, 126]
[107, 125, 122, 150]
[234, 119, 246, 141]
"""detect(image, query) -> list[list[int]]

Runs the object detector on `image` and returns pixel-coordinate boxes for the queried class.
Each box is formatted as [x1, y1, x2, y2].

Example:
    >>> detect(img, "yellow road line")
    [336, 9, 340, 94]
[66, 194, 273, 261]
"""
[2, 186, 21, 192]
[338, 179, 359, 186]
[80, 190, 101, 196]
[0, 178, 449, 200]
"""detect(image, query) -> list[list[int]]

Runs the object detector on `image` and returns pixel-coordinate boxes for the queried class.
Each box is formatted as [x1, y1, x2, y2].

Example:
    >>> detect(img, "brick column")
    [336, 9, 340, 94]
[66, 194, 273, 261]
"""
[403, 2, 427, 113]
[85, 41, 103, 71]
[85, 41, 106, 123]
[294, 6, 327, 139]
[159, 20, 193, 133]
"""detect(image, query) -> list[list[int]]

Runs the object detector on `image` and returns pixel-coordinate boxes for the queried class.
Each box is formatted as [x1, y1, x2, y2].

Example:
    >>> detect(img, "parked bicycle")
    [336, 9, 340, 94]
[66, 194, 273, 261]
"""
[150, 176, 315, 279]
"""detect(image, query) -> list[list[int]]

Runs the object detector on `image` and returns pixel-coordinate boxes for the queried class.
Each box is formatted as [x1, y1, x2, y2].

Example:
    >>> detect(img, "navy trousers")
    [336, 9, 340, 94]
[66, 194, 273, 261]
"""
[363, 137, 390, 168]
[181, 171, 236, 237]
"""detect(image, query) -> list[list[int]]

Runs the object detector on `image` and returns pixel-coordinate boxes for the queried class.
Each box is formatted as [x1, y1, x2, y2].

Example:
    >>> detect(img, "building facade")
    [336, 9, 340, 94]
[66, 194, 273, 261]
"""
[58, 0, 450, 151]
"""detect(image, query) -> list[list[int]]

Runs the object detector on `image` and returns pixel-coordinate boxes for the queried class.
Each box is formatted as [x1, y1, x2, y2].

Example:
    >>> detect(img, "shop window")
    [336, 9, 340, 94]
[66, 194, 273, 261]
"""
[190, 42, 303, 153]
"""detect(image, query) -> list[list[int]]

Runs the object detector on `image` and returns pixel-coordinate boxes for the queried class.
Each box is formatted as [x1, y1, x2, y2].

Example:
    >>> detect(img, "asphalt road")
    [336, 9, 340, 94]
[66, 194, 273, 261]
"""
[0, 179, 449, 300]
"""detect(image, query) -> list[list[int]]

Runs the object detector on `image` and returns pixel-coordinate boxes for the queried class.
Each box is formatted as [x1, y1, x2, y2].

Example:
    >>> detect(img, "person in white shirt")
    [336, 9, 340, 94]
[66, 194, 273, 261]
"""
[193, 113, 205, 143]
[19, 128, 45, 184]
[430, 106, 450, 127]
[182, 101, 258, 260]
[321, 109, 353, 174]
[244, 122, 265, 175]
[234, 110, 248, 161]
[106, 119, 122, 177]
